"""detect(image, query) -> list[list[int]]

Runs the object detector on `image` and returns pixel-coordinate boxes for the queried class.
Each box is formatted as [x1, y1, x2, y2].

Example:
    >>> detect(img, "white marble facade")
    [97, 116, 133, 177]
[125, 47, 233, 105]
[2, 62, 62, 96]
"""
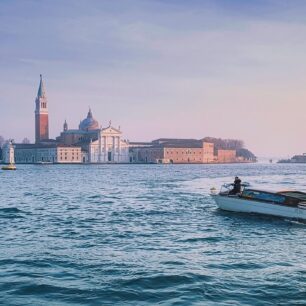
[88, 126, 129, 163]
[58, 109, 130, 163]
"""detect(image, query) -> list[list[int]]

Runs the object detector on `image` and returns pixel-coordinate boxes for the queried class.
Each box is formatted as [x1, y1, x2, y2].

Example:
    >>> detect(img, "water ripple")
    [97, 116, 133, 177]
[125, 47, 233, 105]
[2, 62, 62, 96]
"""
[0, 164, 306, 305]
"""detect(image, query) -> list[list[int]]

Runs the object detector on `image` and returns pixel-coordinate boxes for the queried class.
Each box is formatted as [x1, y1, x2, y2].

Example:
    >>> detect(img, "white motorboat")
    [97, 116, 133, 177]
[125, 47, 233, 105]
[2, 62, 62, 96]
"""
[210, 183, 306, 221]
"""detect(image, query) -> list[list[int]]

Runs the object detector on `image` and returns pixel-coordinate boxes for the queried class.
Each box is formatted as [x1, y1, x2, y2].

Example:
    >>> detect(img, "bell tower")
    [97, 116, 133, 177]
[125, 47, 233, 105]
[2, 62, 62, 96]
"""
[35, 74, 49, 143]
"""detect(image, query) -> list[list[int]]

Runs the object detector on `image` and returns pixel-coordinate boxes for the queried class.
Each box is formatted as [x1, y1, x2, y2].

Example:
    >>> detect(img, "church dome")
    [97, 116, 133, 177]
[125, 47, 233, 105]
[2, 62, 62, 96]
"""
[79, 109, 99, 131]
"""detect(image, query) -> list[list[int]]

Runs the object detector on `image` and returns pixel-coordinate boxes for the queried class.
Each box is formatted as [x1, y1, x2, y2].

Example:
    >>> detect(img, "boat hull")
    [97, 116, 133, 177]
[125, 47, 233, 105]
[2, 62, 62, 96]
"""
[2, 165, 16, 170]
[212, 194, 306, 220]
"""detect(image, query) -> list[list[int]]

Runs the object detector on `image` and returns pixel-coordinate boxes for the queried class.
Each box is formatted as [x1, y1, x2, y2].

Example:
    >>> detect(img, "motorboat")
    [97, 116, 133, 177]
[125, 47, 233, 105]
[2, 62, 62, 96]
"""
[2, 163, 17, 171]
[210, 183, 306, 221]
[36, 161, 53, 165]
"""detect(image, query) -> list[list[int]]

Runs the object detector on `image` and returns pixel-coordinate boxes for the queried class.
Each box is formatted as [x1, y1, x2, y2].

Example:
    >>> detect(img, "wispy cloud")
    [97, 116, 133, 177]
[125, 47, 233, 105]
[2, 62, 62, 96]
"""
[1, 0, 306, 156]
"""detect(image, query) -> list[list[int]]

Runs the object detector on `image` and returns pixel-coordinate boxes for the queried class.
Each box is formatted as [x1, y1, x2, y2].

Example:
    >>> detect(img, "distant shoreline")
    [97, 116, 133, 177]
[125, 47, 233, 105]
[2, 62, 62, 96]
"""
[1, 161, 257, 166]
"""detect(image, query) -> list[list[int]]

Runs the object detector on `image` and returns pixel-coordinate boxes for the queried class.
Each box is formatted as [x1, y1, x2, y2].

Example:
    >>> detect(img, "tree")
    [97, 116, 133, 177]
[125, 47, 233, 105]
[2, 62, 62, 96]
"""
[22, 137, 30, 144]
[237, 148, 257, 161]
[202, 137, 244, 150]
[0, 135, 5, 148]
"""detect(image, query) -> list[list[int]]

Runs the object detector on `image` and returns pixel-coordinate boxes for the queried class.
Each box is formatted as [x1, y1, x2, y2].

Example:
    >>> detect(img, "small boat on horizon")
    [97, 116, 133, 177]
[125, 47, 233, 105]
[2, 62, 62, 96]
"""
[210, 183, 306, 221]
[35, 161, 53, 165]
[2, 163, 17, 171]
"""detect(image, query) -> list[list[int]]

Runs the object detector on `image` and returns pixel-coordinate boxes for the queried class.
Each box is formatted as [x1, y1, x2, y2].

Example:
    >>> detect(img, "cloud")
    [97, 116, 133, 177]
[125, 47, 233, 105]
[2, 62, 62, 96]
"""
[1, 0, 306, 156]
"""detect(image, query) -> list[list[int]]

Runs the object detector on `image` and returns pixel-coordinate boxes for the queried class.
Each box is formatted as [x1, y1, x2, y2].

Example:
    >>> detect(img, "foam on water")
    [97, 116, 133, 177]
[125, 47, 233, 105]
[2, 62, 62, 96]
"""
[0, 163, 306, 305]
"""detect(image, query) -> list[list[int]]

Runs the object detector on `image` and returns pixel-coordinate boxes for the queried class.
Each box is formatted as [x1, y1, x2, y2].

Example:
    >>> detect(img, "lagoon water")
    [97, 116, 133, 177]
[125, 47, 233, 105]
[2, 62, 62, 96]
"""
[1, 163, 306, 305]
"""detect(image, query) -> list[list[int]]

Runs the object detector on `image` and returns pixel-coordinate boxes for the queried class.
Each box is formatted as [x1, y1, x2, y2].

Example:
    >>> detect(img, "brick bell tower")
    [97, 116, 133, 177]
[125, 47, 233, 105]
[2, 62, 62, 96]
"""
[35, 74, 49, 143]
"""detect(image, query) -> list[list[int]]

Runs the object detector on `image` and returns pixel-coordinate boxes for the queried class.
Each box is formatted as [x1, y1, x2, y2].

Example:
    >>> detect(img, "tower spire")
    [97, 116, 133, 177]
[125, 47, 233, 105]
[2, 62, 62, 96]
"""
[87, 107, 93, 118]
[37, 74, 46, 98]
[63, 119, 68, 131]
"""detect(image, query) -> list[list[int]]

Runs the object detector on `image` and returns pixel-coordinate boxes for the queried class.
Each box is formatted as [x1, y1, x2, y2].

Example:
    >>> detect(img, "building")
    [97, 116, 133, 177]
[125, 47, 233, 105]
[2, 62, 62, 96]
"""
[217, 149, 237, 163]
[87, 126, 129, 163]
[14, 75, 81, 164]
[11, 74, 255, 165]
[163, 142, 215, 163]
[57, 109, 129, 163]
[129, 138, 248, 164]
[14, 144, 82, 163]
[13, 75, 129, 164]
[35, 75, 49, 143]
[130, 139, 216, 163]
[278, 153, 306, 163]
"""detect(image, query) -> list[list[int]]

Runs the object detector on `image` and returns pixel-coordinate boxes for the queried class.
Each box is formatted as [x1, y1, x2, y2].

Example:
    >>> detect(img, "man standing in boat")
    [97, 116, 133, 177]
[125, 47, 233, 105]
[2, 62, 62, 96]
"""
[230, 176, 242, 195]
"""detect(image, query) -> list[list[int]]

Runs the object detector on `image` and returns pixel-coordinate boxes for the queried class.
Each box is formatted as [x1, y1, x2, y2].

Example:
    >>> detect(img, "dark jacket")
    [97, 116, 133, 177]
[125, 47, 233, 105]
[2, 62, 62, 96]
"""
[232, 178, 241, 194]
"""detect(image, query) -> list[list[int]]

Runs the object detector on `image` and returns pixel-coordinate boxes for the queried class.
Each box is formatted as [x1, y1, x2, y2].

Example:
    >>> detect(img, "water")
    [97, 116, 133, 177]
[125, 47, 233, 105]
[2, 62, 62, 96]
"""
[1, 163, 306, 305]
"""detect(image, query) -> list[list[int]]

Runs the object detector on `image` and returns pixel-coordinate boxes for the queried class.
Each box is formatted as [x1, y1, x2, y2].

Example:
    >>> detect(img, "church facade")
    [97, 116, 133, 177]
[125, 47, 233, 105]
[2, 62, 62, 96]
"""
[57, 109, 129, 163]
[88, 126, 130, 163]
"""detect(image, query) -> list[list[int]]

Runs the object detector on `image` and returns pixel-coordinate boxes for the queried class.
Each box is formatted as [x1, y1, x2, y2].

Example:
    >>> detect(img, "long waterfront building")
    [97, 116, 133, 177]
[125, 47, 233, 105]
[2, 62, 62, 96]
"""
[15, 144, 82, 164]
[129, 139, 242, 164]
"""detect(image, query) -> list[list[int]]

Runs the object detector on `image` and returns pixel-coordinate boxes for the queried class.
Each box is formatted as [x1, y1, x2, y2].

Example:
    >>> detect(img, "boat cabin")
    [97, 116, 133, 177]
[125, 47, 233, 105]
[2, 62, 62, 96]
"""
[240, 189, 306, 207]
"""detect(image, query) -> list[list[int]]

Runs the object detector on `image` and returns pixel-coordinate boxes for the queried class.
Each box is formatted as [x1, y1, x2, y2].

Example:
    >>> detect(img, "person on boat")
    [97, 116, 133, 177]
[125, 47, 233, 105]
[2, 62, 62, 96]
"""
[229, 176, 242, 195]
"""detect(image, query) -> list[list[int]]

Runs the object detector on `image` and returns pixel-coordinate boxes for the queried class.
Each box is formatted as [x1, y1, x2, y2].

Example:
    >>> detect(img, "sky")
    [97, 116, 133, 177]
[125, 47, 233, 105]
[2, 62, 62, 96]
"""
[1, 0, 306, 157]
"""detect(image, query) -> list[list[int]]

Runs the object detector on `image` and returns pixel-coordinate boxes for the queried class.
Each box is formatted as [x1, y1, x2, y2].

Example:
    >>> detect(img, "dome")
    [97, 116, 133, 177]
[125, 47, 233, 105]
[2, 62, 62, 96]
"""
[79, 109, 99, 131]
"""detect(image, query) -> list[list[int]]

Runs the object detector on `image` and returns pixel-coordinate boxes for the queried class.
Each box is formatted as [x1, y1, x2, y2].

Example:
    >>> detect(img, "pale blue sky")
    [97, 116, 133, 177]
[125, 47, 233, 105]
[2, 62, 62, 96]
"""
[1, 0, 306, 156]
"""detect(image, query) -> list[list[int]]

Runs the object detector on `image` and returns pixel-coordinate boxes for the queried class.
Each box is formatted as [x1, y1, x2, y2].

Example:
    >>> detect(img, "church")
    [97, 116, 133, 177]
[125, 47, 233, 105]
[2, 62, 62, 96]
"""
[56, 109, 129, 163]
[10, 75, 254, 165]
[14, 75, 130, 164]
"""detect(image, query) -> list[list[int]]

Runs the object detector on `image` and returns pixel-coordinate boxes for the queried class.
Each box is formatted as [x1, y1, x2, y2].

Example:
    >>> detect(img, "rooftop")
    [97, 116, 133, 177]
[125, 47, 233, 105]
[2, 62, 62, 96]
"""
[15, 143, 82, 149]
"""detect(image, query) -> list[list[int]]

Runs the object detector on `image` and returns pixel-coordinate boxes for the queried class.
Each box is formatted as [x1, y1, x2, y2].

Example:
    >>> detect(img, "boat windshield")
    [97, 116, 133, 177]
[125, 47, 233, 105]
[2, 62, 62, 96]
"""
[241, 189, 286, 204]
[277, 191, 306, 201]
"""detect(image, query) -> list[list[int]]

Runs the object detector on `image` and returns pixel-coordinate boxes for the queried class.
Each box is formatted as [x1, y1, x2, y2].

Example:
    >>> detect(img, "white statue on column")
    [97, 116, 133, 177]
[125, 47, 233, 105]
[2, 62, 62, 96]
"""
[3, 140, 15, 164]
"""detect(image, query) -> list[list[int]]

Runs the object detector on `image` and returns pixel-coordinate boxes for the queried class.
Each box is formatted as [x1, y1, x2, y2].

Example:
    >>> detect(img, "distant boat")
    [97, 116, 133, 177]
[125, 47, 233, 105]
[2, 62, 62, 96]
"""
[211, 183, 306, 221]
[36, 161, 53, 165]
[2, 163, 17, 171]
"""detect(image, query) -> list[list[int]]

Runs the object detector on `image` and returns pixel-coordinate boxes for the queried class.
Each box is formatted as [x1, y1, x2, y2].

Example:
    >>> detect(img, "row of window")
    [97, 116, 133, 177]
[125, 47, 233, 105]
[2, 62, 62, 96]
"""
[58, 150, 80, 153]
[59, 156, 80, 160]
[60, 152, 79, 156]
[166, 151, 201, 154]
